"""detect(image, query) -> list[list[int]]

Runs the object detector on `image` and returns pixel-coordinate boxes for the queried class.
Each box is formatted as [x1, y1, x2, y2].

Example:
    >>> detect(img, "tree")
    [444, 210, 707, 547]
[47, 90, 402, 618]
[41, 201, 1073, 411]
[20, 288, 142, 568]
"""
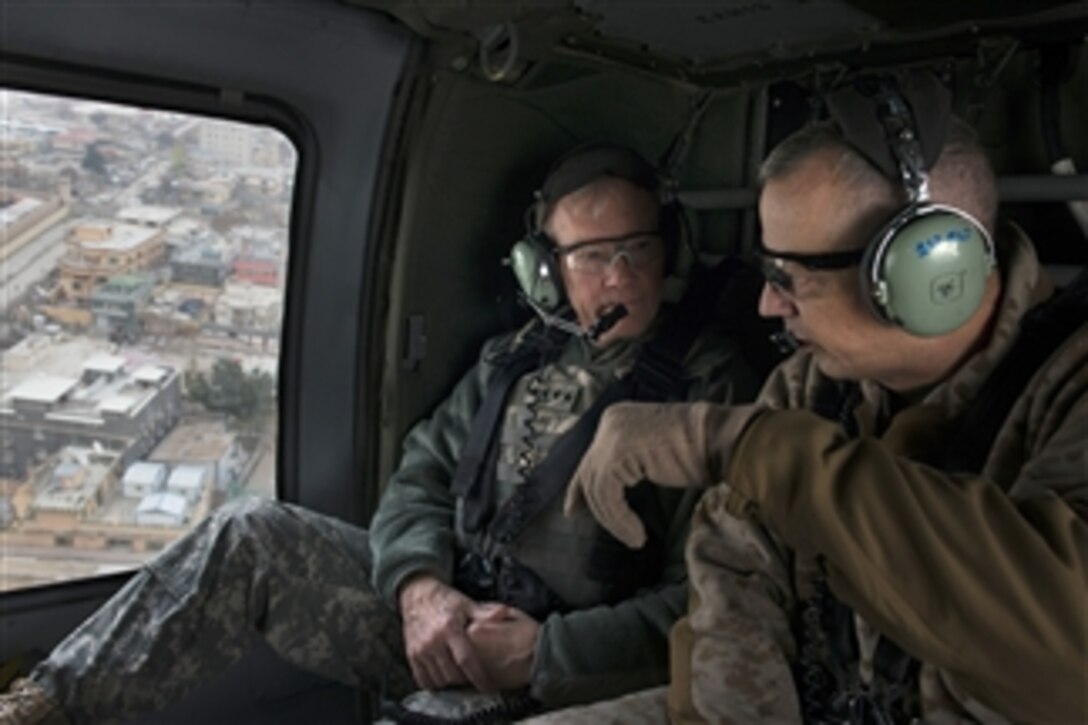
[81, 142, 108, 176]
[170, 143, 189, 174]
[184, 358, 274, 434]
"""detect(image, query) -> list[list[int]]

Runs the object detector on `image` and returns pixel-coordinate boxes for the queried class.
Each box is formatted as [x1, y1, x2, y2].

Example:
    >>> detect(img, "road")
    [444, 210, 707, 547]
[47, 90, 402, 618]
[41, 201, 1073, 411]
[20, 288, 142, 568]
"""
[0, 541, 154, 592]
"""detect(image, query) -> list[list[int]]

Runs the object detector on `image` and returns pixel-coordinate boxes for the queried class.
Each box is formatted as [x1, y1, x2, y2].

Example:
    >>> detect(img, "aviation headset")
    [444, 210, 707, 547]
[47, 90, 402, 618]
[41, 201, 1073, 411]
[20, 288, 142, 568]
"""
[508, 143, 683, 312]
[825, 71, 996, 337]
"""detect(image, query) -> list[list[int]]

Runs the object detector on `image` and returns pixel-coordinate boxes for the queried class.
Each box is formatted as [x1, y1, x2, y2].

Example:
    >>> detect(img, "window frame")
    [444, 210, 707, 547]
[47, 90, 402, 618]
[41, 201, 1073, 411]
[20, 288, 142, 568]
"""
[0, 2, 411, 613]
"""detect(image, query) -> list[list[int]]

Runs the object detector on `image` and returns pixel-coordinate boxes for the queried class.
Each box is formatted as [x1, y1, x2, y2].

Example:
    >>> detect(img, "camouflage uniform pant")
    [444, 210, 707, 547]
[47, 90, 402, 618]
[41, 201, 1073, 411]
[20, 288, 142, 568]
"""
[30, 497, 415, 724]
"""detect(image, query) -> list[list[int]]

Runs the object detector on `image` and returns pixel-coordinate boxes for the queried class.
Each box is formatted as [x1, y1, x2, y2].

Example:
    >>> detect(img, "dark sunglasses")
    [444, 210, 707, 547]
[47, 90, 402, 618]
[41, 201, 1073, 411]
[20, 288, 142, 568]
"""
[758, 248, 866, 294]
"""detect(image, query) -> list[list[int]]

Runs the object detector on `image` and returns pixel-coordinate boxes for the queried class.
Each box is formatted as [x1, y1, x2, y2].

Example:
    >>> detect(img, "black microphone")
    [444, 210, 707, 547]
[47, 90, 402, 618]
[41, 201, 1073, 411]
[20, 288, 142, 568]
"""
[587, 304, 628, 342]
[770, 328, 800, 354]
[520, 294, 628, 341]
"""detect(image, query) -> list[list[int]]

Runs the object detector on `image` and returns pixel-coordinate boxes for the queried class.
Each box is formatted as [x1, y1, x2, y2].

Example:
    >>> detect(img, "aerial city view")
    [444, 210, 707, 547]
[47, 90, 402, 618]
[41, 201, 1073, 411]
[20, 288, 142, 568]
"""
[0, 90, 296, 591]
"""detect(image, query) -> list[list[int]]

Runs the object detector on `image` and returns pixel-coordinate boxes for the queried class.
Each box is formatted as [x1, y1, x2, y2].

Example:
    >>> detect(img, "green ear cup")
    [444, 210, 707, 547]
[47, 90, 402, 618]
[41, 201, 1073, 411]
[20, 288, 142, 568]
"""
[510, 239, 563, 311]
[865, 205, 994, 337]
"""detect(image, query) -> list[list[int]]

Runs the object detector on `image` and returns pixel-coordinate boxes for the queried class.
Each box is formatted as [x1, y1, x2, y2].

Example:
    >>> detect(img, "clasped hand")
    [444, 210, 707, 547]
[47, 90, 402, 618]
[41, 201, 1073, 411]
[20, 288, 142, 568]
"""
[399, 575, 538, 692]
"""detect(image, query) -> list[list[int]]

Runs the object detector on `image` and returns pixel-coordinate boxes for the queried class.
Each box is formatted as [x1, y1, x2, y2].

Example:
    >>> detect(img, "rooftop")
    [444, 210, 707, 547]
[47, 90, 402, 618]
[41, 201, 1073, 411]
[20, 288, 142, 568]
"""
[117, 205, 182, 227]
[218, 281, 282, 307]
[136, 491, 188, 519]
[132, 366, 169, 385]
[7, 376, 79, 404]
[71, 220, 161, 253]
[98, 395, 138, 415]
[168, 464, 208, 490]
[123, 461, 167, 486]
[0, 196, 44, 227]
[150, 420, 234, 461]
[83, 354, 126, 375]
[1, 337, 176, 422]
[34, 446, 119, 512]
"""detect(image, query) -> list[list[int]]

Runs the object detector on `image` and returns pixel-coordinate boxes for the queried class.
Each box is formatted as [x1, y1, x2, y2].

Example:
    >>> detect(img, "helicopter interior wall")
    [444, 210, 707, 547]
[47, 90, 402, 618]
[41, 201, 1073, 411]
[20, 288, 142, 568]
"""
[967, 45, 1088, 265]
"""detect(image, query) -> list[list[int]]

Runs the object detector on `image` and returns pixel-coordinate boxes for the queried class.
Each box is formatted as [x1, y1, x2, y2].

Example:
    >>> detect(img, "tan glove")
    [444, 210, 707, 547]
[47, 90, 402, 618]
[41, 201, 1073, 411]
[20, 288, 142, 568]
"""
[563, 401, 762, 548]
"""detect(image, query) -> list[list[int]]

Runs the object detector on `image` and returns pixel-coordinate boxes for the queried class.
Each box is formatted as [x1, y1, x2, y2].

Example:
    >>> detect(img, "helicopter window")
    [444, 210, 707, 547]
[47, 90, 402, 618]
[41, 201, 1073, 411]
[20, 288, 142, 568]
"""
[0, 89, 296, 592]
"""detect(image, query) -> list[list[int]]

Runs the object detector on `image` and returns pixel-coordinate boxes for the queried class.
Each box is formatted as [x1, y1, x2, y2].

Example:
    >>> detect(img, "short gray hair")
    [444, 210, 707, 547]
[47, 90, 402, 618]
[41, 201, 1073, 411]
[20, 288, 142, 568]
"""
[759, 117, 998, 234]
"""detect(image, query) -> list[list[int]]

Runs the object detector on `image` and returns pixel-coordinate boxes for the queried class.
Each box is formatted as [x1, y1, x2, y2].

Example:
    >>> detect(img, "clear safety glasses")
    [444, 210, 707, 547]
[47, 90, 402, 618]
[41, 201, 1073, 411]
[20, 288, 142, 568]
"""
[556, 232, 664, 275]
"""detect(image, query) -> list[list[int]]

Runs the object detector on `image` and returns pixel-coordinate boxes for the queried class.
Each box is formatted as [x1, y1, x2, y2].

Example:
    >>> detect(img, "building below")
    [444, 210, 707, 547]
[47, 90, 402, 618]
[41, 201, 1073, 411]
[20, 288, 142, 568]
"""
[90, 273, 155, 339]
[170, 243, 231, 287]
[1, 443, 215, 575]
[148, 419, 242, 492]
[57, 220, 166, 303]
[0, 352, 181, 479]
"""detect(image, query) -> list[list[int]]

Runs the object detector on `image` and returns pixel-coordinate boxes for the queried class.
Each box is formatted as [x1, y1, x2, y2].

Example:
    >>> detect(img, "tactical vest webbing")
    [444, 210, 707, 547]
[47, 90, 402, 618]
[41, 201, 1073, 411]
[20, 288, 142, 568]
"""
[799, 268, 1088, 724]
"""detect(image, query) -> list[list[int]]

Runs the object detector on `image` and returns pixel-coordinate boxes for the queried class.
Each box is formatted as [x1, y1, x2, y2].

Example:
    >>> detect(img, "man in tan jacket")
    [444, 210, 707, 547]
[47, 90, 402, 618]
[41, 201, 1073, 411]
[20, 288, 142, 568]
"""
[546, 78, 1087, 724]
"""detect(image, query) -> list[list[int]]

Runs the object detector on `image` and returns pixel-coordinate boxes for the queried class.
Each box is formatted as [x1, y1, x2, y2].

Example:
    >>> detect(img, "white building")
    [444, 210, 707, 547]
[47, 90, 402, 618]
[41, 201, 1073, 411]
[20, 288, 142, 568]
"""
[213, 281, 282, 330]
[0, 334, 182, 480]
[117, 205, 183, 229]
[149, 420, 240, 491]
[122, 461, 167, 498]
[197, 122, 256, 168]
[166, 464, 208, 503]
[135, 491, 188, 526]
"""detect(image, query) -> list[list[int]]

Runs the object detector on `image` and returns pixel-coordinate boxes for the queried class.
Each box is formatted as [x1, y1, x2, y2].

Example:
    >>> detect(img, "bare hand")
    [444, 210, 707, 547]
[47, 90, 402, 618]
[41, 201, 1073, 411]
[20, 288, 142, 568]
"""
[398, 575, 494, 691]
[465, 604, 540, 690]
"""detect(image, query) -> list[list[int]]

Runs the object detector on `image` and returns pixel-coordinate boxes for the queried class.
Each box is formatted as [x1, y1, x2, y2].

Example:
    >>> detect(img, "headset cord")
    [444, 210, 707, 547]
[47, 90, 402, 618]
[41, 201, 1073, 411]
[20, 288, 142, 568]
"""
[797, 583, 835, 723]
[515, 365, 548, 480]
[379, 692, 540, 725]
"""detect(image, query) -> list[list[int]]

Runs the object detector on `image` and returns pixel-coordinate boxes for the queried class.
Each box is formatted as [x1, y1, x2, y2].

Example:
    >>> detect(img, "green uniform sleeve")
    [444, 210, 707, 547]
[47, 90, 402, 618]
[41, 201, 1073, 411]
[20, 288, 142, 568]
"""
[530, 337, 760, 707]
[727, 402, 1088, 724]
[368, 345, 494, 605]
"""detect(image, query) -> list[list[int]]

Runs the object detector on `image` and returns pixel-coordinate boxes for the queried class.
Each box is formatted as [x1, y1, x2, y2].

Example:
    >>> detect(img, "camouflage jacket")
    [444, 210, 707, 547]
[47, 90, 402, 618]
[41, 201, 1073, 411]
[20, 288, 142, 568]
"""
[370, 311, 758, 708]
[671, 228, 1087, 723]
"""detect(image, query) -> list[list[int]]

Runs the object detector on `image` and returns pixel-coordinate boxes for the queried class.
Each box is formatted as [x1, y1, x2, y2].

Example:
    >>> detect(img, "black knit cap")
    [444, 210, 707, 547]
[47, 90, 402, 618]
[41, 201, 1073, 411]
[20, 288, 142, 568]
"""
[538, 142, 659, 206]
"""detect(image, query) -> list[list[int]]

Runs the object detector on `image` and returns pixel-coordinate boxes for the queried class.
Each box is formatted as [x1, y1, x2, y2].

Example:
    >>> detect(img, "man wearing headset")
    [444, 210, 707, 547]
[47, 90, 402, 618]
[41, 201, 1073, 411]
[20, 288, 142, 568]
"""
[553, 74, 1086, 723]
[0, 145, 757, 724]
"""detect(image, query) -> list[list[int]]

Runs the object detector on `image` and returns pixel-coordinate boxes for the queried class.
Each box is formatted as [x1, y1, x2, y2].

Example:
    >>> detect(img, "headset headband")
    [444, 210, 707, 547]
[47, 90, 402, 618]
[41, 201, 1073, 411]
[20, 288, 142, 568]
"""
[825, 70, 951, 186]
[860, 77, 932, 202]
